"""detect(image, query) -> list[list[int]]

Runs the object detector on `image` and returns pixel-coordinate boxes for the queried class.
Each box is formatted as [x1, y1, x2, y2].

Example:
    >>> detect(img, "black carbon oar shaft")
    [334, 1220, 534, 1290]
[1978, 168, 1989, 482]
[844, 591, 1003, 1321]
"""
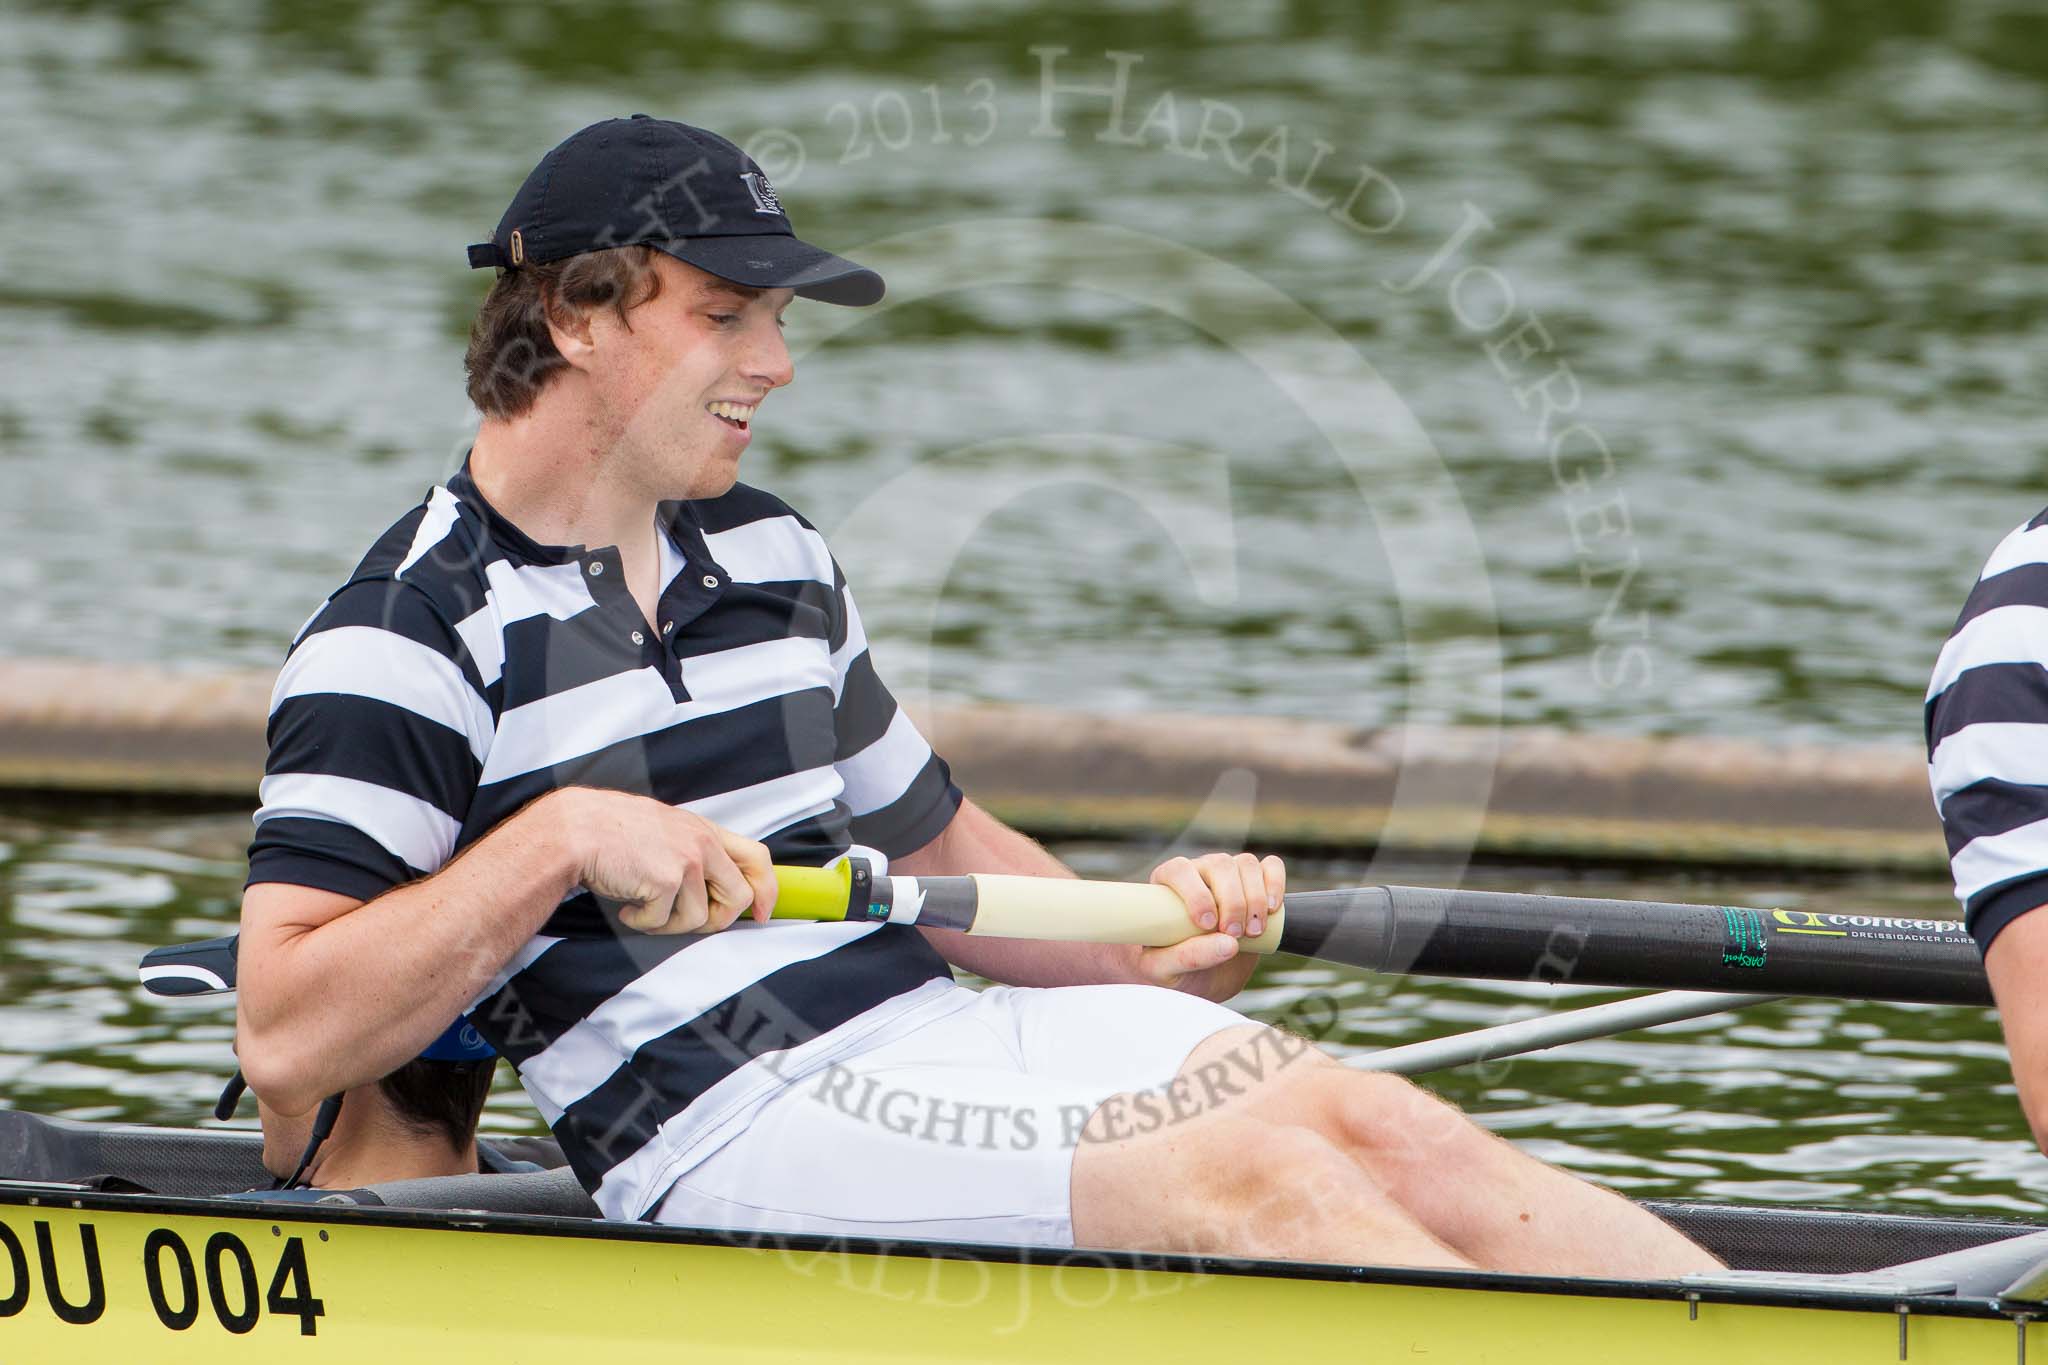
[1275, 885, 1991, 1007]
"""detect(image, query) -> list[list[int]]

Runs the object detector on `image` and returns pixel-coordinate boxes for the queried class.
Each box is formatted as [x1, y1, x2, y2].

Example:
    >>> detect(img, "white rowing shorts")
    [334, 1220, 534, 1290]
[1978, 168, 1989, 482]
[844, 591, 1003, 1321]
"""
[652, 981, 1255, 1248]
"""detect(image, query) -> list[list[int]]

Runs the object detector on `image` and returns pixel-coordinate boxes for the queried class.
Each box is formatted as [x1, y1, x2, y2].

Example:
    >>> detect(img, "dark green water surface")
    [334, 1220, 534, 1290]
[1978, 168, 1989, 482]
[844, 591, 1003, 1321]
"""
[7, 0, 2048, 740]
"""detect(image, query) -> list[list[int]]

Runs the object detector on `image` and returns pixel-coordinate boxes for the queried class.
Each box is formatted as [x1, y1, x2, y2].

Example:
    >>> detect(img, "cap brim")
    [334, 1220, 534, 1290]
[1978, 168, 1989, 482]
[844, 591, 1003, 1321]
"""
[655, 234, 884, 307]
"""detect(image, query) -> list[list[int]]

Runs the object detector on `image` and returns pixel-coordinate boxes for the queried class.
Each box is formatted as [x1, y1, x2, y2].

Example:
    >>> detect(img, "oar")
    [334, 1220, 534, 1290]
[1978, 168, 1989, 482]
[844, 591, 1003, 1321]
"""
[771, 863, 1992, 1007]
[1355, 989, 1784, 1076]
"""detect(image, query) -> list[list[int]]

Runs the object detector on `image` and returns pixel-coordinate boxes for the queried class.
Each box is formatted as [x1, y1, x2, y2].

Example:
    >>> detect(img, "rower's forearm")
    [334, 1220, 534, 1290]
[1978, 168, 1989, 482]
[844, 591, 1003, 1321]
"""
[916, 926, 1146, 988]
[2005, 1043, 2048, 1156]
[899, 797, 1148, 987]
[237, 802, 577, 1114]
[1983, 918, 2048, 1155]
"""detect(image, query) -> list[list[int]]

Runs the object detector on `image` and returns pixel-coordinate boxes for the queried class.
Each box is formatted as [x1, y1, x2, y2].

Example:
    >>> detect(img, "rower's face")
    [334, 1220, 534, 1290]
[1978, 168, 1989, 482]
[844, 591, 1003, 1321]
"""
[587, 255, 795, 500]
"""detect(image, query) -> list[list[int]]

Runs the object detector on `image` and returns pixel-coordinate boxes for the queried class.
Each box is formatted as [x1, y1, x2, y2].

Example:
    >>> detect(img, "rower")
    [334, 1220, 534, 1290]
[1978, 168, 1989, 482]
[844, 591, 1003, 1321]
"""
[141, 935, 530, 1197]
[1929, 517, 2048, 1154]
[228, 114, 1724, 1274]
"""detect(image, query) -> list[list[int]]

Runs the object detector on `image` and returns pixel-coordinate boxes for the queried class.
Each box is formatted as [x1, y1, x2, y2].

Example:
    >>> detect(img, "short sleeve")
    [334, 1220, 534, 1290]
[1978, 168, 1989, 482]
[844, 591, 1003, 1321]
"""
[826, 560, 963, 858]
[246, 578, 493, 902]
[1928, 516, 2048, 951]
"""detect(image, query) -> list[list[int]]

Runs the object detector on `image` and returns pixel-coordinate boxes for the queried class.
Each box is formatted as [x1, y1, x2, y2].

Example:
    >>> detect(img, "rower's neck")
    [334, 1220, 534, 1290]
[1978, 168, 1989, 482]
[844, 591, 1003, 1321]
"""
[468, 409, 663, 580]
[304, 1090, 479, 1191]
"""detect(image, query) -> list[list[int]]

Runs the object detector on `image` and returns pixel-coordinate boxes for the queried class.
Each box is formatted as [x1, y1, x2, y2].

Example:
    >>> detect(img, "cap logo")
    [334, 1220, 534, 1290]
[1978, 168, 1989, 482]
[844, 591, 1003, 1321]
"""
[740, 171, 784, 218]
[509, 228, 526, 266]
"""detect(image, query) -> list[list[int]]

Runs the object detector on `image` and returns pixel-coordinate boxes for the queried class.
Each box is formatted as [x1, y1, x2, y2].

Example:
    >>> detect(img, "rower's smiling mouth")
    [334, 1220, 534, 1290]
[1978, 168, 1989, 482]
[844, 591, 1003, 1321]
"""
[706, 399, 755, 431]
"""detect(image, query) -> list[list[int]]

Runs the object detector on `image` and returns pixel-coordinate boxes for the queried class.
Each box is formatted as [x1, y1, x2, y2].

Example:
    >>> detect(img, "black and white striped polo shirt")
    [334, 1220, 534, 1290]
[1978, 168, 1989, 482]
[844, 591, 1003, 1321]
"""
[246, 462, 964, 1217]
[1927, 508, 2048, 952]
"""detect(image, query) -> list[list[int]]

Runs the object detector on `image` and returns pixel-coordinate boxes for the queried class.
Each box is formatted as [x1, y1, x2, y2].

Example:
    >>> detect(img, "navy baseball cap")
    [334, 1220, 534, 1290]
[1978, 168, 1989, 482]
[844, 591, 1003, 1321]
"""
[466, 114, 884, 307]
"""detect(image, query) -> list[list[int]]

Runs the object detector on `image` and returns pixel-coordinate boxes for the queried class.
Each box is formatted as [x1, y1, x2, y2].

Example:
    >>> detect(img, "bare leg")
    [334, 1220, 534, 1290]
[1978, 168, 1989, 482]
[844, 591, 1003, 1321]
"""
[1174, 1025, 1722, 1275]
[1069, 1023, 1722, 1276]
[1071, 1109, 1474, 1269]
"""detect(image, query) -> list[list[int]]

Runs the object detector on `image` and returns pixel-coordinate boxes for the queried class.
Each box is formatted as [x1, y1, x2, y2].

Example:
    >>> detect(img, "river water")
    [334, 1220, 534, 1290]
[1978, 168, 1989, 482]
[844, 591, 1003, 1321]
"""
[5, 1, 2048, 1216]
[7, 0, 2048, 740]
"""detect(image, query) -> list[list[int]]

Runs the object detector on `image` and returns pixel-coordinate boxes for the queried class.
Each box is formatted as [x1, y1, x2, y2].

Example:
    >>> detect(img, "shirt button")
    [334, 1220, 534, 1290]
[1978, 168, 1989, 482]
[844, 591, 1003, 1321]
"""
[630, 630, 645, 646]
[587, 561, 604, 577]
[661, 621, 674, 635]
[701, 574, 719, 589]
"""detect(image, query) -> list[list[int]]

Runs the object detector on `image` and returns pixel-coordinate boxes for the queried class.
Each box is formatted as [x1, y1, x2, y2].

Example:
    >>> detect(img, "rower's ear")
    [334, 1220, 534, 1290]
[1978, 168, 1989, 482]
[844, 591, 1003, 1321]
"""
[540, 283, 599, 371]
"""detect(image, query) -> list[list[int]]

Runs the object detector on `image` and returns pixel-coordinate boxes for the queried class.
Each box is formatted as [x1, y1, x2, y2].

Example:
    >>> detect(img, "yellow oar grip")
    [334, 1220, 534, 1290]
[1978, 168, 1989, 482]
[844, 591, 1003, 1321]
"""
[767, 861, 856, 920]
[969, 874, 1285, 954]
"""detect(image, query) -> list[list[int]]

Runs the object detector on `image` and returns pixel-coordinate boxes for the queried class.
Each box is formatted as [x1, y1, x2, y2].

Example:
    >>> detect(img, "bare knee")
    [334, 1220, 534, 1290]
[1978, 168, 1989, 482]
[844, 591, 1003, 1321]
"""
[1315, 1071, 1497, 1169]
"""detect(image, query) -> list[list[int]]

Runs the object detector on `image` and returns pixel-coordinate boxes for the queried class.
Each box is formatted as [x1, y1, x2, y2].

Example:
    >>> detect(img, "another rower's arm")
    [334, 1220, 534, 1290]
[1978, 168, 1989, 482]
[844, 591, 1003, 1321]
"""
[1984, 911, 2048, 1153]
[893, 796, 1272, 1001]
[1925, 529, 2048, 1150]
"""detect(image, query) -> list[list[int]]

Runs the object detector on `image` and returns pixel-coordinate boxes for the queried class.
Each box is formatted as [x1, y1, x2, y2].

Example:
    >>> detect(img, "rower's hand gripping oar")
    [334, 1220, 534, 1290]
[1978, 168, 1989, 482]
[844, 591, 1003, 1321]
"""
[772, 863, 1992, 1008]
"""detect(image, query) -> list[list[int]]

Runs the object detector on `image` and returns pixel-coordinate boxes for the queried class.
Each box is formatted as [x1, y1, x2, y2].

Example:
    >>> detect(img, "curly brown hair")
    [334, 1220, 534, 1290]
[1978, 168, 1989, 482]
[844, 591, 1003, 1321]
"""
[462, 246, 665, 420]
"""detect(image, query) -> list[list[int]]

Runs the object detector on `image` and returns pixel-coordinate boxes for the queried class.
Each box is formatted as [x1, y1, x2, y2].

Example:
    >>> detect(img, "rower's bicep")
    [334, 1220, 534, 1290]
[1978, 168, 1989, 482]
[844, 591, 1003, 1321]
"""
[1985, 909, 2048, 1145]
[240, 880, 369, 942]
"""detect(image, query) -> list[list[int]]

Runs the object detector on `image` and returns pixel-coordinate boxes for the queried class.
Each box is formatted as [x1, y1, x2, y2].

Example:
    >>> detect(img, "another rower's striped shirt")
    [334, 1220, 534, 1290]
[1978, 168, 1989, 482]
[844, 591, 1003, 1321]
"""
[1928, 508, 2048, 952]
[246, 462, 965, 1219]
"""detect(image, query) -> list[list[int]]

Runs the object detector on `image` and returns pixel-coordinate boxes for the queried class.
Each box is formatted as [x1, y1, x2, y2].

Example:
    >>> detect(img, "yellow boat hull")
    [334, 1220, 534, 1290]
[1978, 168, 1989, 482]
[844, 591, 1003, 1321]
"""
[2, 1194, 2038, 1363]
